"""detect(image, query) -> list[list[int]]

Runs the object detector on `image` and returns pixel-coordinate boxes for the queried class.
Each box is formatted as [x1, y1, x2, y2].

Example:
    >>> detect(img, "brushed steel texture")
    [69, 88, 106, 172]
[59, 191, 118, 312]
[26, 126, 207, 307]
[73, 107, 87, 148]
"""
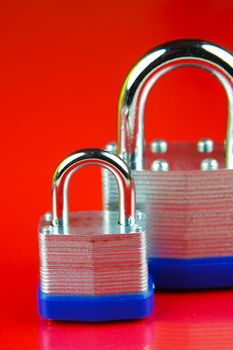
[103, 40, 233, 261]
[39, 149, 148, 296]
[102, 142, 233, 259]
[39, 211, 148, 295]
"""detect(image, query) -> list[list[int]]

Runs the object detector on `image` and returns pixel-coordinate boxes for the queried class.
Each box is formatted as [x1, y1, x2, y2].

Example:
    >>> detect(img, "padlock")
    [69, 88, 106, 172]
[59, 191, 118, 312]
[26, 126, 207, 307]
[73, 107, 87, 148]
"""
[38, 148, 154, 321]
[102, 39, 233, 289]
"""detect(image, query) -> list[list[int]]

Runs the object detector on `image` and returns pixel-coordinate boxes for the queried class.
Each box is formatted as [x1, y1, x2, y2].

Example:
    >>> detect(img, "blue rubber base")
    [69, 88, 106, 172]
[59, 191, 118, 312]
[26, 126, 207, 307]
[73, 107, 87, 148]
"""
[38, 276, 154, 322]
[149, 256, 233, 290]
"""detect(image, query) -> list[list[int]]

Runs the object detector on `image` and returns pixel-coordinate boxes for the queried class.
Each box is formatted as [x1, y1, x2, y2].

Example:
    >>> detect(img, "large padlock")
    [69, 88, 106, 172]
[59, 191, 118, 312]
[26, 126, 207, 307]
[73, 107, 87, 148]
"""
[102, 39, 233, 290]
[38, 148, 154, 322]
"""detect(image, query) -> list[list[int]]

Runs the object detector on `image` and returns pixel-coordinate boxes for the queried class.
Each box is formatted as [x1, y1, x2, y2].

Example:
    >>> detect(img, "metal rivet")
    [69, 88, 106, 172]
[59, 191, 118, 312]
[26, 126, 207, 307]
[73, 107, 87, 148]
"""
[41, 225, 53, 234]
[151, 160, 169, 172]
[105, 142, 117, 154]
[136, 210, 146, 220]
[201, 158, 219, 171]
[132, 225, 143, 233]
[44, 212, 52, 222]
[151, 139, 168, 153]
[197, 138, 214, 153]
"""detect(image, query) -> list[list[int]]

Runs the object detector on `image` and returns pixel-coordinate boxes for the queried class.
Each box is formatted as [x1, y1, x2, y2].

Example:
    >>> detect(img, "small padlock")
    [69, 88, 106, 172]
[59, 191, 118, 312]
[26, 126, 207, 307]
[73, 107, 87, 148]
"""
[102, 39, 233, 290]
[38, 148, 154, 321]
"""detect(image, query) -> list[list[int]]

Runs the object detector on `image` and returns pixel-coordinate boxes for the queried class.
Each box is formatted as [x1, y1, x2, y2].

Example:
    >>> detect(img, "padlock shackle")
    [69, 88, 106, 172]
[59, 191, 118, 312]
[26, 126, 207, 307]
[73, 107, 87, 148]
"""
[51, 149, 135, 227]
[118, 39, 233, 170]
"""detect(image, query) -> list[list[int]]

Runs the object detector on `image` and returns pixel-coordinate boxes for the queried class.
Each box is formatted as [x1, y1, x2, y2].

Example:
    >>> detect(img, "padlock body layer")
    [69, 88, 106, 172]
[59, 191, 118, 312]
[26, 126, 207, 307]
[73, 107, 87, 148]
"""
[102, 142, 233, 289]
[38, 276, 154, 322]
[38, 210, 153, 321]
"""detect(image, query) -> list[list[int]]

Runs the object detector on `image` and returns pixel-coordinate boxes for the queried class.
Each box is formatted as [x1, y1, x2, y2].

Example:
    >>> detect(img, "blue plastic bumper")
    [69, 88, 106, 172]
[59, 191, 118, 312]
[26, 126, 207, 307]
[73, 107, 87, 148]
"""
[149, 256, 233, 290]
[38, 276, 154, 322]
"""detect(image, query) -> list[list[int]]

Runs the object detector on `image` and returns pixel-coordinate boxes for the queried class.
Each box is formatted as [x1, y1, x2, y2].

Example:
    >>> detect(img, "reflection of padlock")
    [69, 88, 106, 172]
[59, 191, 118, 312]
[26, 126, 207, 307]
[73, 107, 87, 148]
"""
[102, 39, 233, 289]
[38, 149, 154, 321]
[39, 316, 154, 350]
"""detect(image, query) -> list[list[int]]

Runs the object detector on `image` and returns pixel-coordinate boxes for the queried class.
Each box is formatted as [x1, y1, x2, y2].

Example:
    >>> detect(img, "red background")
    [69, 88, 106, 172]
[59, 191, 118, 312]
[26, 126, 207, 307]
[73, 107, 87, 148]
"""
[1, 1, 233, 348]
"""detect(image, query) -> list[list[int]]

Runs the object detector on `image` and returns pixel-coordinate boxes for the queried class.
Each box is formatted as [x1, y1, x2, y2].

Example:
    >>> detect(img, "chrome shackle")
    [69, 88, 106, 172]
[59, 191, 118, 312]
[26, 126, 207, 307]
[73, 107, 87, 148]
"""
[52, 149, 135, 227]
[118, 39, 233, 170]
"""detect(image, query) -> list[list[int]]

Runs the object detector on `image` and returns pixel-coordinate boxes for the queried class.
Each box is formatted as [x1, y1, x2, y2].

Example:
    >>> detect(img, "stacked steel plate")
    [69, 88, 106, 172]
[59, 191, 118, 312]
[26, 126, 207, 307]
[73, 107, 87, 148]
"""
[39, 211, 148, 296]
[103, 141, 233, 260]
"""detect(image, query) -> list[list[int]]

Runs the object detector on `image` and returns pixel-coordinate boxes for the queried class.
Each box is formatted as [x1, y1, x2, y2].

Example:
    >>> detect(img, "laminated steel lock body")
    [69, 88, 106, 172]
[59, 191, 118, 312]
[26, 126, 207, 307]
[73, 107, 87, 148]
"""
[102, 39, 233, 290]
[38, 148, 154, 321]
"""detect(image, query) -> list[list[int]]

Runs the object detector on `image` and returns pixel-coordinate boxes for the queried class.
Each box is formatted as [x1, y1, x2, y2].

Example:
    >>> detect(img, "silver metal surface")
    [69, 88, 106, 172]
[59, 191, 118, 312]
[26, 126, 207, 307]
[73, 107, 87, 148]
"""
[151, 160, 169, 172]
[105, 142, 117, 154]
[103, 41, 233, 266]
[103, 141, 233, 259]
[39, 211, 148, 295]
[151, 139, 168, 153]
[197, 138, 214, 153]
[40, 149, 148, 296]
[52, 149, 135, 227]
[117, 39, 233, 170]
[44, 212, 52, 222]
[201, 158, 219, 171]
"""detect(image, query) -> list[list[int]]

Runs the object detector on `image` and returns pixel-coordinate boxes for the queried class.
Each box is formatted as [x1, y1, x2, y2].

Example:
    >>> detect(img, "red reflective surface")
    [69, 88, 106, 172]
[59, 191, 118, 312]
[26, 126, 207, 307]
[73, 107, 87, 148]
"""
[2, 261, 233, 349]
[1, 0, 233, 348]
[39, 291, 233, 350]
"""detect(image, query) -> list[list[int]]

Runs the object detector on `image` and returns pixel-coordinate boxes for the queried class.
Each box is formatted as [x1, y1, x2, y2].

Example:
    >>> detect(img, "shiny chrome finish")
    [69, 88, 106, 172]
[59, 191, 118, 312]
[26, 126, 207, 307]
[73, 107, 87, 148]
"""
[201, 158, 219, 171]
[39, 149, 148, 296]
[44, 212, 52, 222]
[118, 40, 233, 170]
[151, 139, 168, 153]
[197, 138, 214, 153]
[52, 149, 135, 227]
[151, 160, 169, 171]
